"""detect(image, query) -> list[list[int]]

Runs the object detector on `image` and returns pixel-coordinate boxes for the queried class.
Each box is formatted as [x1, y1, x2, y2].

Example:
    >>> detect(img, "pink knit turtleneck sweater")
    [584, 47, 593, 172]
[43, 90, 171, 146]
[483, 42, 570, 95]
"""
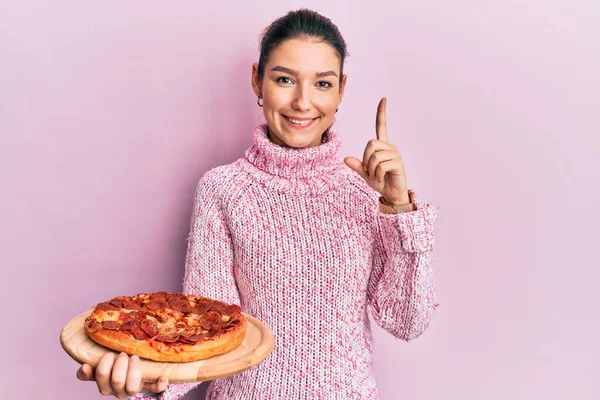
[133, 125, 439, 400]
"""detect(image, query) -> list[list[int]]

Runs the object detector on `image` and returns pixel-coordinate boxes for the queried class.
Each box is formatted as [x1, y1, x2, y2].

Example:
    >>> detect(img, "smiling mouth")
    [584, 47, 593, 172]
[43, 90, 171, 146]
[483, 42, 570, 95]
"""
[282, 115, 319, 126]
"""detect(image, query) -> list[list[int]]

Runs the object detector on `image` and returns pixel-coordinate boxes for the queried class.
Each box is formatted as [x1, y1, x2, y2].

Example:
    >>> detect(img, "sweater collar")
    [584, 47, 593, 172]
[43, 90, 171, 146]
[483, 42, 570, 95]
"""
[245, 124, 343, 179]
[240, 124, 348, 196]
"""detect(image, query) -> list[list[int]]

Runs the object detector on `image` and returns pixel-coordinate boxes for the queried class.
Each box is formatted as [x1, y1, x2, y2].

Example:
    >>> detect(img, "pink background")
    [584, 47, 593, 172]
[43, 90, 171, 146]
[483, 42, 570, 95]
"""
[1, 1, 598, 399]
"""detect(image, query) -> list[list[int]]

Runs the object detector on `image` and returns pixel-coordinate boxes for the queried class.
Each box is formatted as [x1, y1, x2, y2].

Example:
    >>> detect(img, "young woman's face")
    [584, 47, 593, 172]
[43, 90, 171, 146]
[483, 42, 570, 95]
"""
[252, 38, 347, 149]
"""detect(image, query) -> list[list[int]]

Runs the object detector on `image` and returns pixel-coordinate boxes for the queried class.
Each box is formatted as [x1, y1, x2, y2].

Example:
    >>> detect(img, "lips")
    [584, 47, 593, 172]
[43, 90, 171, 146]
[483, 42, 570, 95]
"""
[282, 115, 319, 127]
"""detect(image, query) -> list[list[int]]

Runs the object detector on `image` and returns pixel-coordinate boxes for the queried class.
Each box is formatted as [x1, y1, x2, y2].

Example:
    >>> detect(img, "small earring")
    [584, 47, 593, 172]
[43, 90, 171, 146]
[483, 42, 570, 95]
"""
[335, 108, 338, 113]
[257, 96, 263, 107]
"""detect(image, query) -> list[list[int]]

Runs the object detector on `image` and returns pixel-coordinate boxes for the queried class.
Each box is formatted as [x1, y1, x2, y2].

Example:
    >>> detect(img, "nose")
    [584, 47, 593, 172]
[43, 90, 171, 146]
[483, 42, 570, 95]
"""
[291, 85, 311, 112]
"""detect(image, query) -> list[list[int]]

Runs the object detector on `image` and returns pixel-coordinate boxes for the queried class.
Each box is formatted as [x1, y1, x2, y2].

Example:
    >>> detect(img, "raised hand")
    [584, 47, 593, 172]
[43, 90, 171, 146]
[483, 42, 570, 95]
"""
[344, 98, 410, 205]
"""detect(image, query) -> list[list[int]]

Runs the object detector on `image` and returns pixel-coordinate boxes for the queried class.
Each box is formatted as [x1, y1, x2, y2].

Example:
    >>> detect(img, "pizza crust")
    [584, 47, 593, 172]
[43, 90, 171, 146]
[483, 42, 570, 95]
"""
[86, 317, 246, 362]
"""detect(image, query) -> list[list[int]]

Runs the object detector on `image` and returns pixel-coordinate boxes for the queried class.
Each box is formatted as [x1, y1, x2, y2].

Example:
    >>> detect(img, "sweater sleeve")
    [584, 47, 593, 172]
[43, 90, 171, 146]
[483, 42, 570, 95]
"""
[129, 173, 240, 400]
[367, 200, 439, 341]
[181, 173, 241, 305]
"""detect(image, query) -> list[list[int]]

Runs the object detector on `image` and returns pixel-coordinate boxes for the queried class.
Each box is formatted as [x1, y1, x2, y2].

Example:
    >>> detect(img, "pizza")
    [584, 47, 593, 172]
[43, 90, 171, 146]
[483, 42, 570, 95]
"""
[84, 291, 246, 362]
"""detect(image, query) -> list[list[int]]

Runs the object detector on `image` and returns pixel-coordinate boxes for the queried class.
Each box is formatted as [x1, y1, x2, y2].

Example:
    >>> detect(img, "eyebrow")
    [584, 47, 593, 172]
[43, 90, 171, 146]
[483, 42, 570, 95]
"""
[270, 65, 338, 78]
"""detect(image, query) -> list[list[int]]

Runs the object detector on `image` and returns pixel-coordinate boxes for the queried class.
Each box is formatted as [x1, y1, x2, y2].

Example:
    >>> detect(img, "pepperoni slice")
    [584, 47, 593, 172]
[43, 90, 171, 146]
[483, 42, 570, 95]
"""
[221, 318, 240, 331]
[153, 314, 167, 323]
[149, 292, 168, 301]
[208, 302, 225, 312]
[223, 304, 241, 315]
[170, 293, 188, 301]
[131, 325, 148, 340]
[122, 320, 134, 331]
[198, 311, 222, 330]
[169, 299, 192, 312]
[86, 320, 102, 332]
[193, 303, 211, 314]
[207, 330, 221, 338]
[125, 311, 146, 322]
[102, 321, 121, 330]
[122, 300, 142, 311]
[208, 311, 223, 323]
[180, 333, 207, 344]
[146, 299, 167, 311]
[140, 319, 158, 338]
[97, 302, 118, 312]
[198, 318, 213, 330]
[109, 298, 124, 308]
[155, 334, 179, 343]
[205, 301, 221, 312]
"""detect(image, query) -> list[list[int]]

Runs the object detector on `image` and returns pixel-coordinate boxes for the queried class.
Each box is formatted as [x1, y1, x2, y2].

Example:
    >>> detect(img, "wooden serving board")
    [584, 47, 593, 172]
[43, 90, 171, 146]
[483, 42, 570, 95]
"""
[60, 309, 275, 383]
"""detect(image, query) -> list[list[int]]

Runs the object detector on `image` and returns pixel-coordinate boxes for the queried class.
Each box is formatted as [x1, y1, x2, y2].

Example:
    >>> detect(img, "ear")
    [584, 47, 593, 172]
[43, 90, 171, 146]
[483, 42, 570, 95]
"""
[251, 63, 262, 98]
[339, 74, 348, 104]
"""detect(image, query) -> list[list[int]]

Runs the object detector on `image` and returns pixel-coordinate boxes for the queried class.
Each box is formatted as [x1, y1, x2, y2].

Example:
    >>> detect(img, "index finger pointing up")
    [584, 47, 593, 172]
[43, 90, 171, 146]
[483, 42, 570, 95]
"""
[376, 97, 388, 142]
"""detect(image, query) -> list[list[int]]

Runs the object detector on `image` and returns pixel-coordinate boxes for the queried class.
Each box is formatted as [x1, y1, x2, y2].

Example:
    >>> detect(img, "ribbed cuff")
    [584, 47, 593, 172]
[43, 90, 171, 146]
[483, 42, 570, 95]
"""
[378, 202, 439, 253]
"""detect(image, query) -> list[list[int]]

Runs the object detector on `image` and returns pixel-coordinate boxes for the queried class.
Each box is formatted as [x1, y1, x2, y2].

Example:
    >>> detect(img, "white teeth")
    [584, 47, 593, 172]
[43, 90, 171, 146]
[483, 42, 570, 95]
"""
[287, 117, 313, 125]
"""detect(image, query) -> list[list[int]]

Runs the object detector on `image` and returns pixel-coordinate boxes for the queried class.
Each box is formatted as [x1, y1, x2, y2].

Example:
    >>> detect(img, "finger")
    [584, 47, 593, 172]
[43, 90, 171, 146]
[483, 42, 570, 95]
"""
[76, 364, 93, 381]
[110, 353, 130, 398]
[343, 157, 368, 180]
[95, 352, 116, 396]
[143, 376, 169, 394]
[362, 139, 394, 172]
[376, 97, 388, 143]
[375, 160, 398, 184]
[367, 150, 397, 180]
[125, 355, 143, 396]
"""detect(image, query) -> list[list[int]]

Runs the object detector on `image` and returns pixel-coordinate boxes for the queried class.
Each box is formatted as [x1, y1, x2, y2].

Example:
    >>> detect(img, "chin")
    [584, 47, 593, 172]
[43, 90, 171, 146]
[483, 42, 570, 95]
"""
[282, 125, 332, 148]
[270, 113, 330, 145]
[280, 130, 323, 149]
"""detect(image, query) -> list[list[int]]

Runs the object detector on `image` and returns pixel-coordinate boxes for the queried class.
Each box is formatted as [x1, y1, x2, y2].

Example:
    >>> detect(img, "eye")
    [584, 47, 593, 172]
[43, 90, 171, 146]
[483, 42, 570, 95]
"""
[276, 76, 294, 85]
[317, 81, 333, 89]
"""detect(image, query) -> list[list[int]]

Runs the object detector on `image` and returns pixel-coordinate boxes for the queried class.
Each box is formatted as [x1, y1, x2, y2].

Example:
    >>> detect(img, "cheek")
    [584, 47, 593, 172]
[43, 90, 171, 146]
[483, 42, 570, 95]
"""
[314, 92, 340, 113]
[262, 85, 290, 110]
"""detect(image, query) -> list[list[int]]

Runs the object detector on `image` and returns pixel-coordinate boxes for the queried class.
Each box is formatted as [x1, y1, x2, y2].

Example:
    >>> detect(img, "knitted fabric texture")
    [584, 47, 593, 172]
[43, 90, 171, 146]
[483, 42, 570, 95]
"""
[131, 125, 439, 400]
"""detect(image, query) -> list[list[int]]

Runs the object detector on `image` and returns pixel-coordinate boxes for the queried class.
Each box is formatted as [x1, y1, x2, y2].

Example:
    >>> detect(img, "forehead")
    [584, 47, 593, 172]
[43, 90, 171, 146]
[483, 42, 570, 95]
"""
[266, 38, 340, 74]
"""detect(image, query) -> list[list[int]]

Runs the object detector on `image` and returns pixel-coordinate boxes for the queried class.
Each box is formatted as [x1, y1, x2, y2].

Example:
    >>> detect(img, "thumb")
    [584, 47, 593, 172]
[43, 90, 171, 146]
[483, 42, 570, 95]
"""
[76, 364, 94, 381]
[344, 157, 367, 179]
[143, 377, 169, 394]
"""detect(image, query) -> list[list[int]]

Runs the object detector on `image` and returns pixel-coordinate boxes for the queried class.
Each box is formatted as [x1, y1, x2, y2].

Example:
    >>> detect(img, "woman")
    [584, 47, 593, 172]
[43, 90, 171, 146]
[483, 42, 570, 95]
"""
[77, 8, 439, 399]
